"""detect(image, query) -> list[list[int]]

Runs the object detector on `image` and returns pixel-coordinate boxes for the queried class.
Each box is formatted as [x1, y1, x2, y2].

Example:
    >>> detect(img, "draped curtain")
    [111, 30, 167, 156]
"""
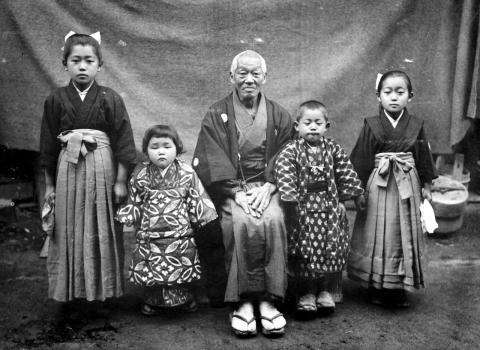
[451, 0, 480, 147]
[0, 0, 478, 156]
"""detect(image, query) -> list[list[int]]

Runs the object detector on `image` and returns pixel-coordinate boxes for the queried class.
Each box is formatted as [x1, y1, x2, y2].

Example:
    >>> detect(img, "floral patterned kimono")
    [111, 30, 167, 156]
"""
[275, 138, 363, 296]
[117, 159, 217, 307]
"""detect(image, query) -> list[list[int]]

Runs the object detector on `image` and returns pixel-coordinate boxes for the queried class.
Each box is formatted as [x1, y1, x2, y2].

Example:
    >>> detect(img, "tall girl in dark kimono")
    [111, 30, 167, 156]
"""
[347, 71, 437, 307]
[39, 32, 137, 304]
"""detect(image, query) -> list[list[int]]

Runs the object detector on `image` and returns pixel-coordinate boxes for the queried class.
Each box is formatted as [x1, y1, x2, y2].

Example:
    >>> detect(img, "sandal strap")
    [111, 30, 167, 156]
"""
[231, 312, 255, 325]
[260, 312, 284, 322]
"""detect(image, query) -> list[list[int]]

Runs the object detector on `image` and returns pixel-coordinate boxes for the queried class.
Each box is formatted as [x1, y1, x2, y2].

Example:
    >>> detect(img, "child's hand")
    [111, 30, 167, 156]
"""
[422, 187, 432, 202]
[354, 194, 367, 212]
[422, 182, 432, 202]
[44, 184, 55, 201]
[114, 181, 128, 204]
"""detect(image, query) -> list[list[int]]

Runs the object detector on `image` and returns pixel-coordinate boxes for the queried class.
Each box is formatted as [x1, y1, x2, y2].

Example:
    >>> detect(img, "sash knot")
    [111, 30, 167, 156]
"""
[57, 129, 110, 164]
[375, 152, 415, 199]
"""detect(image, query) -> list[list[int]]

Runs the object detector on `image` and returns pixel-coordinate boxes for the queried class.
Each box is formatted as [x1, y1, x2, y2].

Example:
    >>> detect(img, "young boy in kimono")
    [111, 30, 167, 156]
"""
[116, 125, 218, 315]
[274, 100, 364, 315]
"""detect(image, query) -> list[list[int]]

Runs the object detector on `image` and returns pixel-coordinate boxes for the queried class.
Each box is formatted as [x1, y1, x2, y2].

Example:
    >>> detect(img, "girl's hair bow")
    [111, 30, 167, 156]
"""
[64, 30, 101, 44]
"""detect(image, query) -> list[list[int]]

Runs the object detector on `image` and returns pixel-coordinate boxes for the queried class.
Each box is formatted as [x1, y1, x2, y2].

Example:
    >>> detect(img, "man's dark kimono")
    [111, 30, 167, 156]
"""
[193, 92, 293, 303]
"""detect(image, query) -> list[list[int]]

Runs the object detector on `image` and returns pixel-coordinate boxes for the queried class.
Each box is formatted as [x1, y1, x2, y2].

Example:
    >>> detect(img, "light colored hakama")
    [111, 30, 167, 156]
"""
[47, 129, 124, 302]
[348, 152, 424, 291]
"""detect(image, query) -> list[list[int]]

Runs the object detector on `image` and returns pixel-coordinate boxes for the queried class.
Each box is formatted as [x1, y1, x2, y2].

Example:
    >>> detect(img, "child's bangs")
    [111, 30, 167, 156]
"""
[142, 125, 184, 154]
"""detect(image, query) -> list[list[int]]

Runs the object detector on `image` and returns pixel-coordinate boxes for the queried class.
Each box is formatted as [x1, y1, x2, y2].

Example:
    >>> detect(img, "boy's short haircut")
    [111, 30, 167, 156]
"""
[295, 100, 328, 122]
[142, 124, 185, 155]
[62, 33, 103, 66]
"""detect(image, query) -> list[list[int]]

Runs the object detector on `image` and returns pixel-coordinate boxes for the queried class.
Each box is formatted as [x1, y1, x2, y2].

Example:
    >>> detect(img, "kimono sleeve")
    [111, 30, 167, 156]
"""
[108, 92, 137, 169]
[39, 94, 61, 174]
[415, 125, 437, 185]
[186, 170, 218, 228]
[116, 168, 144, 227]
[207, 179, 243, 203]
[265, 107, 294, 183]
[350, 120, 377, 187]
[333, 142, 364, 201]
[192, 108, 237, 187]
[274, 143, 300, 203]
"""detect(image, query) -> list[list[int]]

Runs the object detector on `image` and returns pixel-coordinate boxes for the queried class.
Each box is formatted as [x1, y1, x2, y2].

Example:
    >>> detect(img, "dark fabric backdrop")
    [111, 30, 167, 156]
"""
[1, 0, 479, 158]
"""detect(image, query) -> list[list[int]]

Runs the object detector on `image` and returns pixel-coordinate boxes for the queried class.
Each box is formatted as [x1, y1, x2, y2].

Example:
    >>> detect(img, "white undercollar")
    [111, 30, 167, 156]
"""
[383, 109, 404, 128]
[160, 162, 172, 177]
[73, 81, 94, 101]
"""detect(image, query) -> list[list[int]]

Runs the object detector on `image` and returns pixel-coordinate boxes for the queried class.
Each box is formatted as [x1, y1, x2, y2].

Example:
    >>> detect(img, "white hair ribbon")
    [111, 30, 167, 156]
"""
[64, 31, 101, 45]
[375, 73, 383, 91]
[89, 31, 101, 44]
[64, 31, 76, 42]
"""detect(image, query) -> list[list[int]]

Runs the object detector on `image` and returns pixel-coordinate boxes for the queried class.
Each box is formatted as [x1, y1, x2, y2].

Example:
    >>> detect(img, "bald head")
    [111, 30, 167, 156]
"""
[230, 50, 267, 75]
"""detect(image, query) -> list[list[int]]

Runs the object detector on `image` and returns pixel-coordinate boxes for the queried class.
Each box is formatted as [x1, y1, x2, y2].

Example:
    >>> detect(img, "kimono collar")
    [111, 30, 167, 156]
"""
[149, 161, 173, 178]
[72, 80, 95, 101]
[233, 91, 264, 120]
[303, 137, 325, 150]
[233, 91, 267, 149]
[160, 162, 173, 178]
[65, 80, 100, 119]
[383, 109, 404, 128]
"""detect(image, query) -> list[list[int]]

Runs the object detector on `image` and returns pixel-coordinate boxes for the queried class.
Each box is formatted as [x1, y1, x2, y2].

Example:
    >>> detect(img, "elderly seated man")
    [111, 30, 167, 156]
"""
[193, 50, 293, 337]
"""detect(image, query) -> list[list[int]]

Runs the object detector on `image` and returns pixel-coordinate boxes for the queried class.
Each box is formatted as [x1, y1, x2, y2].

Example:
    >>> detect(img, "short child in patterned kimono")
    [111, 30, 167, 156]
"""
[347, 71, 437, 307]
[274, 101, 364, 314]
[117, 125, 218, 315]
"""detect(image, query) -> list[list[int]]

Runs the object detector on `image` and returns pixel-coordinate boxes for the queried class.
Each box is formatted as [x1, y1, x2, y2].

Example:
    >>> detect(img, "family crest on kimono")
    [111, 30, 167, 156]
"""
[193, 50, 293, 337]
[116, 125, 217, 315]
[274, 100, 364, 315]
[39, 32, 136, 304]
[347, 70, 437, 308]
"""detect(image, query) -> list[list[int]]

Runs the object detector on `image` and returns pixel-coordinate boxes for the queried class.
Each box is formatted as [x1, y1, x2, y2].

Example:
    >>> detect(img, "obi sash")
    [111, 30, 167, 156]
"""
[57, 129, 110, 164]
[374, 152, 415, 199]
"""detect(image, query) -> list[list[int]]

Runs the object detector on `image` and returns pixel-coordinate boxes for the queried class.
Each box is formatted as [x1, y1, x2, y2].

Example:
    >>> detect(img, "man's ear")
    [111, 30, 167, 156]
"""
[294, 121, 299, 132]
[229, 72, 235, 85]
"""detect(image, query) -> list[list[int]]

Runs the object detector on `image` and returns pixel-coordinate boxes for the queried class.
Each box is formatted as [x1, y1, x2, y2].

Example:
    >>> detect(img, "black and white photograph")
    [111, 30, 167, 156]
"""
[0, 1, 479, 349]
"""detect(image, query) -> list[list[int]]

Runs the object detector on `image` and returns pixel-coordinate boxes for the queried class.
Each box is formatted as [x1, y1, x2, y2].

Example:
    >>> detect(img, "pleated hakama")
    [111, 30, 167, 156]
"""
[347, 152, 424, 291]
[47, 129, 124, 302]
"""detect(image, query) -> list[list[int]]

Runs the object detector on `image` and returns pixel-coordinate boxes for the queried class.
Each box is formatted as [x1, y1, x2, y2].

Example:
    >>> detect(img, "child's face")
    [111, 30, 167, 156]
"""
[295, 108, 328, 144]
[377, 76, 411, 113]
[147, 137, 177, 169]
[65, 44, 100, 90]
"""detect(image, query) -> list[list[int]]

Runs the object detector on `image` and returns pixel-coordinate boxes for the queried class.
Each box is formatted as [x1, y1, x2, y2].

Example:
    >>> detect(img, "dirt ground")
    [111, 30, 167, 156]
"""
[1, 204, 480, 350]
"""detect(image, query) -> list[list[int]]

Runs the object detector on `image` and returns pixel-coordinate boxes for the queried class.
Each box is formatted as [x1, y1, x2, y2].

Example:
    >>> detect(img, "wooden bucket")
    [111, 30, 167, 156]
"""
[431, 175, 468, 233]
